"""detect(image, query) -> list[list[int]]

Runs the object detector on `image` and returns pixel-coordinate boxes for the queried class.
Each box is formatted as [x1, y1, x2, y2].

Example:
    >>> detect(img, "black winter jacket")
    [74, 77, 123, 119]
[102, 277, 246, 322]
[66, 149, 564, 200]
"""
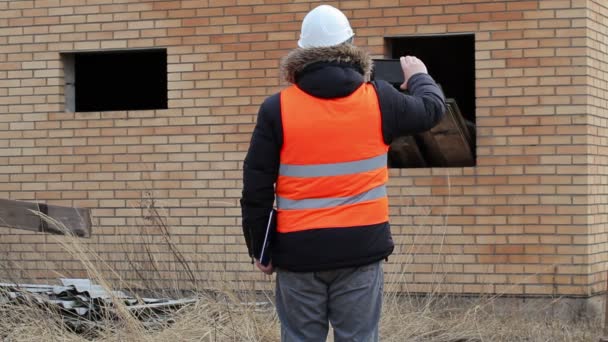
[241, 44, 446, 272]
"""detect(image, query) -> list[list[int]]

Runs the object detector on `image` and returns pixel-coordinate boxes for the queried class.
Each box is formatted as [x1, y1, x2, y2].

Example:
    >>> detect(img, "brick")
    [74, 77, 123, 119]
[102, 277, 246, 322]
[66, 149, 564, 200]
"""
[458, 12, 491, 24]
[493, 11, 525, 21]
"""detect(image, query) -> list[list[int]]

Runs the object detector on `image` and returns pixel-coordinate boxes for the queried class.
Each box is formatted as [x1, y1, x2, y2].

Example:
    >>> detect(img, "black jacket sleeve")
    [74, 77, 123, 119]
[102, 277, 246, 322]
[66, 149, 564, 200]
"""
[372, 73, 446, 145]
[240, 93, 282, 259]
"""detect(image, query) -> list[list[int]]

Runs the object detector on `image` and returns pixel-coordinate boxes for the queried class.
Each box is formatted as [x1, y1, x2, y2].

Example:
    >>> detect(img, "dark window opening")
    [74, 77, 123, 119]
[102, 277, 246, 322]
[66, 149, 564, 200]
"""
[373, 34, 476, 168]
[62, 49, 167, 112]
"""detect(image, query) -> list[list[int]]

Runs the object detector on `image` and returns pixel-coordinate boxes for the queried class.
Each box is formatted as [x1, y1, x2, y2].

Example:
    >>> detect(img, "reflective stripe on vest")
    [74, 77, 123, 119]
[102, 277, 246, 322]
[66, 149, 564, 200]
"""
[279, 154, 387, 178]
[277, 83, 389, 233]
[277, 184, 387, 210]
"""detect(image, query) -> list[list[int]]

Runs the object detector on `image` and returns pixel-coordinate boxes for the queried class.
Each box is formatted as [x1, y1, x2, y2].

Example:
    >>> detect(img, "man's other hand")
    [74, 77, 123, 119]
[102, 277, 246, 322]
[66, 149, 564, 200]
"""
[400, 56, 428, 90]
[255, 259, 274, 275]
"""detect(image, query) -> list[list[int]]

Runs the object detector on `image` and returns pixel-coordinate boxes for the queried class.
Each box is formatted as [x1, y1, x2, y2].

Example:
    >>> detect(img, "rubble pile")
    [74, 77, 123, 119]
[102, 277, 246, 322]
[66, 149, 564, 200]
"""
[0, 278, 197, 333]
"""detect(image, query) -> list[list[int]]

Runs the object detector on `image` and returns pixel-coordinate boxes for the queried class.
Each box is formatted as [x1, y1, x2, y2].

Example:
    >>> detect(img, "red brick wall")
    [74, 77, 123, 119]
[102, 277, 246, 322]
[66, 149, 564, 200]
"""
[0, 0, 604, 296]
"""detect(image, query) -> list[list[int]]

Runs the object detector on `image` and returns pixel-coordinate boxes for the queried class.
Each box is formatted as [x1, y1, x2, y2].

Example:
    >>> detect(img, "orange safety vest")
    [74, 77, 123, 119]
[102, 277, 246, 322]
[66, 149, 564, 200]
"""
[277, 83, 389, 233]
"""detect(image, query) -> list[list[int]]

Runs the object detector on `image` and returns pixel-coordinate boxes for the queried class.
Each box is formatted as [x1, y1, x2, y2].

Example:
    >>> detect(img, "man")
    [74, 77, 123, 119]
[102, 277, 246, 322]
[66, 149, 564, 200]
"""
[241, 4, 445, 341]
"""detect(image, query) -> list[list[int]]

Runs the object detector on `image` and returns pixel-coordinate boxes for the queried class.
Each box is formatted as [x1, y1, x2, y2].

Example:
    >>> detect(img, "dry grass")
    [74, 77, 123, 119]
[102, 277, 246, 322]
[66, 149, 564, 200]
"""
[378, 294, 601, 342]
[0, 207, 603, 341]
[0, 285, 601, 342]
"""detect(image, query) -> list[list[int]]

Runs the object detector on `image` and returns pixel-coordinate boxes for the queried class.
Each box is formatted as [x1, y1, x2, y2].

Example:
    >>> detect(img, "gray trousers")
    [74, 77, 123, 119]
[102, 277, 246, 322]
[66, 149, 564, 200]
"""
[275, 261, 383, 342]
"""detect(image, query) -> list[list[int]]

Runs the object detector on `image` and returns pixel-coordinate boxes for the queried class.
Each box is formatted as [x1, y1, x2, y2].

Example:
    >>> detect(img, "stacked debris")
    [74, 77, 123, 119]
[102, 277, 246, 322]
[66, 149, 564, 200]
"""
[0, 278, 197, 333]
[0, 199, 91, 237]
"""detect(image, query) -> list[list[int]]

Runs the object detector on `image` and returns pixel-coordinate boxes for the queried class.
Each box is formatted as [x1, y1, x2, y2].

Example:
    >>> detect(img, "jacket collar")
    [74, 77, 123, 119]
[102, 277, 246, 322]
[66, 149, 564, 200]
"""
[280, 44, 373, 98]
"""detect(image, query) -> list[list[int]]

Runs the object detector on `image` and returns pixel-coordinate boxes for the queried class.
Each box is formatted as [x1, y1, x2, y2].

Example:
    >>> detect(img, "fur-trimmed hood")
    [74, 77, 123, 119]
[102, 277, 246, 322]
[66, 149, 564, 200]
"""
[281, 44, 373, 84]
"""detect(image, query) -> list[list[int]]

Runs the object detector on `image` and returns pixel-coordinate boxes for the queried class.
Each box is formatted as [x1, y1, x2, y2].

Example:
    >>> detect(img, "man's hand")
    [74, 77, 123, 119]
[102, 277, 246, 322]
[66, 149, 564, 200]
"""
[255, 259, 274, 275]
[400, 56, 428, 90]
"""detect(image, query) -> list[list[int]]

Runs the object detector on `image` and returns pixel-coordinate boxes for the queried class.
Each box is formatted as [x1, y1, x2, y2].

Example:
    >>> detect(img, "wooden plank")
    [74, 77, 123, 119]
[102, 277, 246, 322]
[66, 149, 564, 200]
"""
[388, 136, 427, 168]
[416, 99, 475, 167]
[0, 199, 91, 238]
[416, 131, 448, 166]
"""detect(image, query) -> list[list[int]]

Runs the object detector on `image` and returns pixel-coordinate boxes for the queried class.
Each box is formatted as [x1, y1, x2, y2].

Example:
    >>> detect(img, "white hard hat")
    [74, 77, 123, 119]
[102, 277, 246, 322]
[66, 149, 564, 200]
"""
[298, 5, 354, 48]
